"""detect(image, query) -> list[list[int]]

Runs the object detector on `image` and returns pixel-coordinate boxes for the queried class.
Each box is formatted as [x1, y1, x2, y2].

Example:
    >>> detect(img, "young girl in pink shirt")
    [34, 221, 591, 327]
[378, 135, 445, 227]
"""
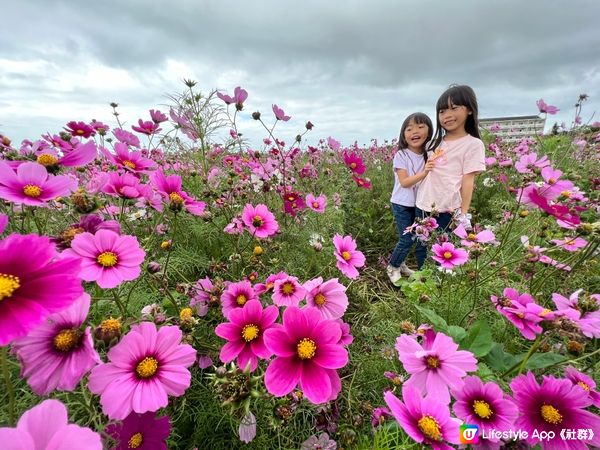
[415, 85, 486, 231]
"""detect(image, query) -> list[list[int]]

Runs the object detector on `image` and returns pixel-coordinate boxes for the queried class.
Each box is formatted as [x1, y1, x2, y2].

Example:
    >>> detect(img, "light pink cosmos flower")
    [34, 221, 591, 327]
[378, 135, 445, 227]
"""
[552, 289, 600, 338]
[0, 161, 77, 206]
[536, 98, 559, 115]
[255, 271, 288, 295]
[303, 277, 348, 319]
[431, 242, 469, 269]
[217, 86, 248, 110]
[539, 166, 574, 200]
[150, 170, 206, 216]
[453, 224, 496, 247]
[396, 332, 477, 404]
[0, 399, 102, 449]
[220, 280, 259, 319]
[327, 137, 341, 150]
[491, 288, 554, 340]
[113, 128, 141, 148]
[272, 104, 291, 121]
[551, 236, 587, 252]
[215, 299, 278, 371]
[65, 229, 145, 289]
[101, 171, 144, 199]
[306, 193, 327, 213]
[190, 277, 215, 316]
[272, 275, 306, 307]
[102, 142, 157, 173]
[12, 293, 101, 395]
[149, 109, 168, 123]
[264, 306, 348, 404]
[514, 152, 550, 174]
[241, 203, 279, 238]
[35, 140, 97, 168]
[521, 235, 572, 271]
[333, 234, 365, 279]
[88, 322, 196, 420]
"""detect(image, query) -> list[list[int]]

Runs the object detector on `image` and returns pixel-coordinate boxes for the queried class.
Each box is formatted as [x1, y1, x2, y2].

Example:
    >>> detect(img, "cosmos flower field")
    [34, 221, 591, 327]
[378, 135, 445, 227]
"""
[0, 82, 599, 449]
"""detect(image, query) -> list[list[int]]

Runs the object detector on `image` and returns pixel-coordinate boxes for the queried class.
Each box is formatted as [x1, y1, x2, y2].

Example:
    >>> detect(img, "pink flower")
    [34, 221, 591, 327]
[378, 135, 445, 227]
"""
[306, 194, 327, 213]
[272, 275, 306, 307]
[395, 332, 477, 404]
[101, 171, 144, 199]
[220, 280, 259, 319]
[333, 234, 365, 279]
[552, 289, 600, 338]
[113, 128, 141, 148]
[536, 98, 559, 115]
[241, 203, 279, 238]
[215, 299, 278, 371]
[149, 109, 168, 123]
[106, 411, 171, 450]
[384, 387, 460, 449]
[255, 271, 288, 295]
[0, 399, 102, 449]
[272, 104, 291, 121]
[0, 161, 77, 206]
[88, 322, 196, 420]
[514, 152, 550, 174]
[453, 224, 496, 247]
[150, 170, 206, 216]
[36, 140, 97, 168]
[12, 293, 100, 395]
[103, 142, 156, 173]
[218, 86, 248, 110]
[491, 288, 552, 340]
[282, 191, 306, 216]
[190, 277, 215, 316]
[564, 366, 600, 408]
[431, 242, 469, 269]
[65, 230, 145, 289]
[264, 306, 348, 404]
[343, 152, 366, 174]
[132, 119, 161, 135]
[0, 233, 83, 346]
[64, 120, 95, 138]
[303, 277, 348, 319]
[551, 236, 587, 252]
[327, 137, 341, 150]
[540, 166, 574, 200]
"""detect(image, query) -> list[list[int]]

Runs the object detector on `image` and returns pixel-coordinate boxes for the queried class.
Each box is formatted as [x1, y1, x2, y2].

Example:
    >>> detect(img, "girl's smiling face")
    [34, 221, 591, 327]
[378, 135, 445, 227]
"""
[403, 119, 429, 151]
[438, 101, 471, 134]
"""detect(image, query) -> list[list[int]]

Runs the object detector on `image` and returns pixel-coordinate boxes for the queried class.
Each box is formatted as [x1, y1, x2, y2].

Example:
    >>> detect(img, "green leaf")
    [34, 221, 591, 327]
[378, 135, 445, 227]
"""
[447, 325, 467, 343]
[414, 306, 448, 332]
[460, 320, 493, 357]
[523, 352, 566, 370]
[483, 343, 518, 372]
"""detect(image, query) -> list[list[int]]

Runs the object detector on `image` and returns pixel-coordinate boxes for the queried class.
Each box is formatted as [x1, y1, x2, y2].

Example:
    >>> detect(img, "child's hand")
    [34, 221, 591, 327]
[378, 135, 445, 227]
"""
[424, 160, 436, 172]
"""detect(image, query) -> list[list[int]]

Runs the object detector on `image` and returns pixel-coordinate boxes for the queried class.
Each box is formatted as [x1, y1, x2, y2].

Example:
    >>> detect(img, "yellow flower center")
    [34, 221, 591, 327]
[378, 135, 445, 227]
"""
[252, 215, 263, 227]
[443, 251, 453, 259]
[341, 251, 351, 261]
[540, 309, 552, 317]
[128, 432, 143, 448]
[100, 317, 121, 333]
[23, 184, 42, 198]
[179, 307, 193, 321]
[314, 293, 326, 306]
[473, 400, 493, 419]
[577, 381, 590, 391]
[169, 192, 184, 204]
[266, 282, 274, 291]
[76, 129, 85, 135]
[122, 160, 136, 169]
[97, 251, 118, 267]
[52, 329, 80, 352]
[36, 154, 59, 166]
[426, 356, 439, 369]
[297, 338, 317, 360]
[0, 274, 20, 301]
[350, 162, 357, 168]
[467, 233, 477, 241]
[242, 324, 260, 342]
[417, 415, 442, 441]
[312, 201, 319, 208]
[253, 246, 263, 256]
[236, 294, 247, 306]
[561, 190, 571, 198]
[136, 356, 159, 378]
[540, 404, 562, 424]
[287, 196, 295, 201]
[281, 282, 295, 295]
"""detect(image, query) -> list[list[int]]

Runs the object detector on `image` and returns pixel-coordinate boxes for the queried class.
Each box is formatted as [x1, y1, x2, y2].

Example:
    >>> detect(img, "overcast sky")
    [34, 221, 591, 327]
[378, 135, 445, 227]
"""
[1, 0, 599, 149]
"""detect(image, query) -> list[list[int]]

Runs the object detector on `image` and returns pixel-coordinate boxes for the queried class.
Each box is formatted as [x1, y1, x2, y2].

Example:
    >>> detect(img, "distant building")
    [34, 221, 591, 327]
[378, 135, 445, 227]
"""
[479, 115, 546, 143]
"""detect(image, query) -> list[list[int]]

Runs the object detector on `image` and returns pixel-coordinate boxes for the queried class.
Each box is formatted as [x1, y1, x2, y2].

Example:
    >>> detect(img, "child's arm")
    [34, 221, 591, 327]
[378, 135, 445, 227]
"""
[396, 160, 435, 188]
[459, 172, 476, 215]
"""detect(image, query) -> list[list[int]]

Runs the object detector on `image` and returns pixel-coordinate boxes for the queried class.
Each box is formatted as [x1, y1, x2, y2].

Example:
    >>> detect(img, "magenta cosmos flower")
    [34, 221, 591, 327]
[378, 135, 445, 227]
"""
[552, 289, 600, 338]
[333, 234, 365, 279]
[215, 299, 278, 371]
[106, 412, 171, 450]
[431, 242, 469, 269]
[12, 293, 100, 395]
[306, 193, 327, 213]
[491, 288, 553, 340]
[88, 322, 196, 420]
[150, 170, 205, 216]
[0, 161, 77, 206]
[510, 372, 600, 450]
[396, 332, 477, 404]
[384, 386, 460, 450]
[241, 203, 279, 238]
[342, 151, 366, 174]
[103, 142, 157, 173]
[263, 306, 348, 404]
[0, 399, 102, 449]
[0, 233, 83, 346]
[65, 229, 145, 289]
[564, 366, 600, 408]
[303, 277, 348, 319]
[451, 376, 518, 446]
[220, 280, 258, 319]
[453, 224, 496, 247]
[272, 275, 306, 307]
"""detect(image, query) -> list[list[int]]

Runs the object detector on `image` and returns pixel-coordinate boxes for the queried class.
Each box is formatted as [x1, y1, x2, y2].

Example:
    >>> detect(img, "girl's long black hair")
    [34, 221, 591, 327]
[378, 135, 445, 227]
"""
[428, 84, 480, 152]
[397, 112, 433, 162]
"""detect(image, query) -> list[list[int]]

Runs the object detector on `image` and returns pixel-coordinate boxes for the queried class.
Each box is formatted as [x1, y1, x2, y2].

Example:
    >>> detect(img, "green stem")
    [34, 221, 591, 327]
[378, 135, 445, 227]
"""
[1, 346, 16, 425]
[112, 290, 128, 317]
[502, 334, 543, 378]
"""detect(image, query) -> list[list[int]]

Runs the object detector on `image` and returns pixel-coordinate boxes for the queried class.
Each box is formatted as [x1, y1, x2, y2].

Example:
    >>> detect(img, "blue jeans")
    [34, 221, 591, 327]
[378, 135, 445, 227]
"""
[390, 204, 427, 269]
[415, 207, 453, 232]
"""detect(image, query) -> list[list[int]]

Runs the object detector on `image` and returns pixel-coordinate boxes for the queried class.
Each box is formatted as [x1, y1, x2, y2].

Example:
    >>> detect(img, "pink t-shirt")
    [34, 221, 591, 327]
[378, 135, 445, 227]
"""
[416, 134, 486, 213]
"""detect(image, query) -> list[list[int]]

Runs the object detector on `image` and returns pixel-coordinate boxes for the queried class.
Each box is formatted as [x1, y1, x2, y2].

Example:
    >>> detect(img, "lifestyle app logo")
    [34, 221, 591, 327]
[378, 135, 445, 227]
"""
[460, 424, 479, 444]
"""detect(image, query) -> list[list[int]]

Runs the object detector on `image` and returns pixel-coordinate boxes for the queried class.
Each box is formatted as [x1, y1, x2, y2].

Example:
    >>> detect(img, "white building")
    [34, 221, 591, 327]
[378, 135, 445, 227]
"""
[479, 115, 546, 143]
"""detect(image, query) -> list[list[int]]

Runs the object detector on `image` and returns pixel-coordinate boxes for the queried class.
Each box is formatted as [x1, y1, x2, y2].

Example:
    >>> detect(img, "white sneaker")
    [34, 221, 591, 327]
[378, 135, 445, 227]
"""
[399, 263, 415, 277]
[386, 265, 402, 284]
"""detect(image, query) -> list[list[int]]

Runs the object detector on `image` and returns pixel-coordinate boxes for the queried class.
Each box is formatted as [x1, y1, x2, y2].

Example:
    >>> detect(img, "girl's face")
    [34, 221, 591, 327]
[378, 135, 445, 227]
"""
[403, 119, 429, 150]
[438, 101, 471, 134]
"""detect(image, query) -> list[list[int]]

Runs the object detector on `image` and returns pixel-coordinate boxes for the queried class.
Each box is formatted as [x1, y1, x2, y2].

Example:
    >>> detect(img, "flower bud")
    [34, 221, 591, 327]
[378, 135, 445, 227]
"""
[252, 111, 261, 120]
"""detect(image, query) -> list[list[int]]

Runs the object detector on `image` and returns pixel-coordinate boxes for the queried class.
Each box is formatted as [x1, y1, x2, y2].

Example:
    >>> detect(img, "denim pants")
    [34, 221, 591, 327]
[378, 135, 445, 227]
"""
[414, 207, 453, 232]
[390, 203, 427, 269]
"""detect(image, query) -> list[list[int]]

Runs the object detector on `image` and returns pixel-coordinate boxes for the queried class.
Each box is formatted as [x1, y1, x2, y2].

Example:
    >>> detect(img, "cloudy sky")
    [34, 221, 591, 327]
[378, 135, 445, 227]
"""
[1, 0, 599, 148]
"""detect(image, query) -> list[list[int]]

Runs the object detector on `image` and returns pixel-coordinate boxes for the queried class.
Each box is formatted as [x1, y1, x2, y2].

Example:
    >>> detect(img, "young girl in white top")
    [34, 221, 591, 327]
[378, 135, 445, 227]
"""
[387, 113, 435, 284]
[415, 85, 486, 231]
